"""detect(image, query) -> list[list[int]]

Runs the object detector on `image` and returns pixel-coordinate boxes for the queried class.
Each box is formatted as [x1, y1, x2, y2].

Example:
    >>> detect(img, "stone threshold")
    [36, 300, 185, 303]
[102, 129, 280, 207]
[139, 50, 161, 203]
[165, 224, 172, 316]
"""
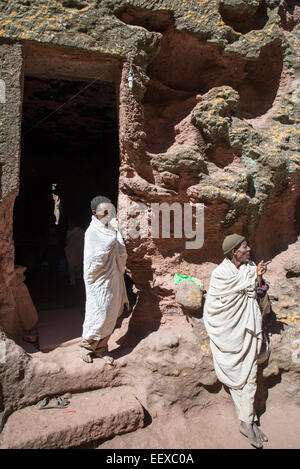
[0, 386, 144, 449]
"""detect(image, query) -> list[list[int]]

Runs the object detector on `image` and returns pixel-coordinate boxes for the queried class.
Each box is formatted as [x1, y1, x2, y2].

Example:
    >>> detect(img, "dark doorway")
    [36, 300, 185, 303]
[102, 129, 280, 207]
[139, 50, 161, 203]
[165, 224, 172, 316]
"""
[13, 73, 121, 351]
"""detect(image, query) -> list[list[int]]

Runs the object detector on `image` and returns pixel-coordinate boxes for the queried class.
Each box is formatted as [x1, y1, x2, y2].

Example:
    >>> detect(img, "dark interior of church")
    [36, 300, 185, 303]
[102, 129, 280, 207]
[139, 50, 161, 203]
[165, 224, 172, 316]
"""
[13, 71, 134, 349]
[14, 75, 119, 272]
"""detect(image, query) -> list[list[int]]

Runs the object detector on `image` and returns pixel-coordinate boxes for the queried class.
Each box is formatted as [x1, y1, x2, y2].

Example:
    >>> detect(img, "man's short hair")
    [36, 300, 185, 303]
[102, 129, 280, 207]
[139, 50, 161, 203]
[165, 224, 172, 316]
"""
[90, 195, 112, 212]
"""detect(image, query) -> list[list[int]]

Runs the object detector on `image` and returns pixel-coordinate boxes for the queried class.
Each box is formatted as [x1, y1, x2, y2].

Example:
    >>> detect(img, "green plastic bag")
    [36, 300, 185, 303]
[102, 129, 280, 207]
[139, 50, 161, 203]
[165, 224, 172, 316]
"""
[174, 273, 204, 289]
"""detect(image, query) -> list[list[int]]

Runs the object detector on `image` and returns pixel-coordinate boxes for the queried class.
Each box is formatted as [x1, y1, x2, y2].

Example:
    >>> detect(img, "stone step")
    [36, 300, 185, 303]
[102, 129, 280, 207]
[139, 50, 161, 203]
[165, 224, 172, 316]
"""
[0, 386, 144, 449]
[25, 341, 124, 400]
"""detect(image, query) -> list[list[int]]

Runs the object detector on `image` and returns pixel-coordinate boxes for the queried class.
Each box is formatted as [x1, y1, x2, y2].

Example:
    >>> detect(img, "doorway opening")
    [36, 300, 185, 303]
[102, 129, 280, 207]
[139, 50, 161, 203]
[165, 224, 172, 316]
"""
[13, 46, 134, 352]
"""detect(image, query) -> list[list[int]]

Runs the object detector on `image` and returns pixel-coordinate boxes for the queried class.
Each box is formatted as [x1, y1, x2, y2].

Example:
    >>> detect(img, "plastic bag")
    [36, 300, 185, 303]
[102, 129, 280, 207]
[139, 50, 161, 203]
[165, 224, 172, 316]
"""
[174, 273, 204, 289]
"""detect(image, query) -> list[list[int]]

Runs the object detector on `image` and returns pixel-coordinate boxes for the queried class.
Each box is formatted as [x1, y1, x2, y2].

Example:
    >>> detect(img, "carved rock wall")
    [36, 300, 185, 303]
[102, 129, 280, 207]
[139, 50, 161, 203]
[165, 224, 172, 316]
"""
[0, 0, 299, 438]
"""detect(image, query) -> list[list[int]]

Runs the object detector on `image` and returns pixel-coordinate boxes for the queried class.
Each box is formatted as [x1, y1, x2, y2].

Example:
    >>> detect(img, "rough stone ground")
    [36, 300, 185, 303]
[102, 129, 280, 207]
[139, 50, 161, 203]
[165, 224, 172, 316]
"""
[1, 350, 298, 450]
[3, 238, 298, 450]
[0, 386, 144, 450]
[98, 383, 300, 450]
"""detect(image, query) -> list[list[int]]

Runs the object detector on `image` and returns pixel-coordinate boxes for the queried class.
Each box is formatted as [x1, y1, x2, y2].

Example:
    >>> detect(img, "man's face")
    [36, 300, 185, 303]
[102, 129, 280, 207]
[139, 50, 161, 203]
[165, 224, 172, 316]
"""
[93, 202, 114, 222]
[233, 240, 251, 264]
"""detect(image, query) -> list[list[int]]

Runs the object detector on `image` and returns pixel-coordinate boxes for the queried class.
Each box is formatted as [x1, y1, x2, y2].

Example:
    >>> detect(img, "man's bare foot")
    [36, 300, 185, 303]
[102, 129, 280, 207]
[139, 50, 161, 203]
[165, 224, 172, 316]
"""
[81, 352, 93, 363]
[253, 423, 268, 442]
[102, 355, 114, 365]
[240, 422, 263, 448]
[94, 352, 114, 365]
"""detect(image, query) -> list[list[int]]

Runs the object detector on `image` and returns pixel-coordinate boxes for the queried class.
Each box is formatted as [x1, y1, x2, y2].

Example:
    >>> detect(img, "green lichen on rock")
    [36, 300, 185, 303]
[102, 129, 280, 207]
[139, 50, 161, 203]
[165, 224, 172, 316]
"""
[0, 0, 287, 58]
[191, 86, 240, 145]
[273, 80, 300, 125]
[0, 0, 299, 239]
[151, 147, 207, 174]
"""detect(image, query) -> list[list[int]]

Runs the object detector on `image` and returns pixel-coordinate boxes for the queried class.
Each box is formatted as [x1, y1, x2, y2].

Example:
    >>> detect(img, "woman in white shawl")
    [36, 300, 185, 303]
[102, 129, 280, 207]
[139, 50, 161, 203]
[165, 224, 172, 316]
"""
[203, 234, 270, 448]
[80, 196, 129, 364]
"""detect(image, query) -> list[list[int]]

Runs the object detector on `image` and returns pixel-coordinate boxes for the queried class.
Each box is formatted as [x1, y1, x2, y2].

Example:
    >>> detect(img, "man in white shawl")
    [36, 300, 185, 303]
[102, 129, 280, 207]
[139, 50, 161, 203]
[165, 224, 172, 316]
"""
[204, 234, 270, 448]
[80, 196, 129, 364]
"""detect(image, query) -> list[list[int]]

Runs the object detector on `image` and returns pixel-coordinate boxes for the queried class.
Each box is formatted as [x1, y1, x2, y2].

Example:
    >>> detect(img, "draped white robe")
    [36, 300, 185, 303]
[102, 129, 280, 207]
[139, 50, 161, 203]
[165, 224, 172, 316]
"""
[203, 258, 262, 390]
[82, 216, 129, 341]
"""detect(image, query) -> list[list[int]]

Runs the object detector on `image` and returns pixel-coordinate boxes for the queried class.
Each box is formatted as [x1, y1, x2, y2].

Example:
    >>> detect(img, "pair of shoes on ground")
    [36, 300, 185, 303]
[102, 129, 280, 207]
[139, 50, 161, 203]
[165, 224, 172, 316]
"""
[240, 422, 268, 448]
[39, 395, 70, 410]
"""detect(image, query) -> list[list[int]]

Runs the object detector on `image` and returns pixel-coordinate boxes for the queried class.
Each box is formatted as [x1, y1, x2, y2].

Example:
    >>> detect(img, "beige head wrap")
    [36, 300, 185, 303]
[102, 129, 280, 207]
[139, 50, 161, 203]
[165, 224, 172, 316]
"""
[222, 234, 245, 256]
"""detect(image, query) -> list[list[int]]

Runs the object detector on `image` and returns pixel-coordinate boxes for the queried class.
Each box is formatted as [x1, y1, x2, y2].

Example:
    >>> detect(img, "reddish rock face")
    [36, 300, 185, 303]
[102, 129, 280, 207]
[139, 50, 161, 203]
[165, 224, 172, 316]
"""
[279, 0, 300, 31]
[0, 0, 298, 337]
[0, 43, 24, 339]
[219, 0, 269, 34]
[0, 0, 299, 445]
[251, 174, 300, 260]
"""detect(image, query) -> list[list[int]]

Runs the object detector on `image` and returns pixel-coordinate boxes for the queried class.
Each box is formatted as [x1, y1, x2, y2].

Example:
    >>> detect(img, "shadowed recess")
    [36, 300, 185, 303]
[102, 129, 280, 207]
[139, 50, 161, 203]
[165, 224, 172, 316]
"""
[218, 0, 269, 34]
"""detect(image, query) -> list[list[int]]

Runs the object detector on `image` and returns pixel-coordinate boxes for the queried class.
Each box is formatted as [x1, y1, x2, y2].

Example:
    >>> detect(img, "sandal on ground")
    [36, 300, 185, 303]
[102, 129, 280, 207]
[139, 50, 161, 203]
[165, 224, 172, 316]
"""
[239, 424, 263, 449]
[39, 396, 70, 410]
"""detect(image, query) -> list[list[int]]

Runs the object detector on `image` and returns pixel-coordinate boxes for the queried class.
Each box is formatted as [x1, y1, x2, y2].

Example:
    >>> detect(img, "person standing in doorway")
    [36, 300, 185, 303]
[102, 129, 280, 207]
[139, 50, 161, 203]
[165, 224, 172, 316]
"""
[80, 196, 129, 363]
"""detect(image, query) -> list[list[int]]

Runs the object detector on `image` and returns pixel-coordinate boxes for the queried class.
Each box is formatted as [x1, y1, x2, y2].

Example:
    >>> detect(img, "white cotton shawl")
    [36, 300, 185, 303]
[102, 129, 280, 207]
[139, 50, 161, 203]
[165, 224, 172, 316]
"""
[203, 258, 262, 390]
[82, 216, 129, 341]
